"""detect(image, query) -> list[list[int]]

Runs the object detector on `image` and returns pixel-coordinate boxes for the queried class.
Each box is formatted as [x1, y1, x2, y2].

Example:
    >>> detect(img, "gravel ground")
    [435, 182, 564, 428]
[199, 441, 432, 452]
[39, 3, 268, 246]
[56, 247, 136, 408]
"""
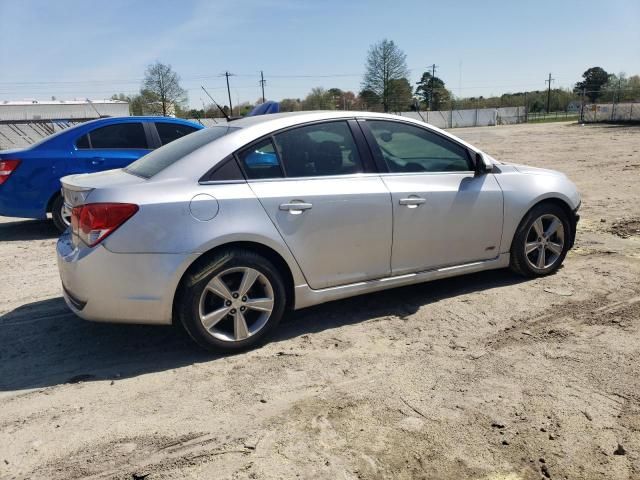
[0, 121, 639, 480]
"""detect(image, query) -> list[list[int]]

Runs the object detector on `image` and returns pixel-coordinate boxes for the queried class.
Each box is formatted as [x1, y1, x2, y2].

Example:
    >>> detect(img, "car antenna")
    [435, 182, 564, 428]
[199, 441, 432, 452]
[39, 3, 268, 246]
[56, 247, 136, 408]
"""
[86, 98, 103, 118]
[201, 86, 232, 122]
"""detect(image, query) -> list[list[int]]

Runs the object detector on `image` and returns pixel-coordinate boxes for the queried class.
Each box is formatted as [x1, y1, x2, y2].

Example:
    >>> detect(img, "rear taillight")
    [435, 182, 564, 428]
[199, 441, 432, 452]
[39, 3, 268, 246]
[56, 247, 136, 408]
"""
[0, 159, 20, 185]
[71, 203, 138, 247]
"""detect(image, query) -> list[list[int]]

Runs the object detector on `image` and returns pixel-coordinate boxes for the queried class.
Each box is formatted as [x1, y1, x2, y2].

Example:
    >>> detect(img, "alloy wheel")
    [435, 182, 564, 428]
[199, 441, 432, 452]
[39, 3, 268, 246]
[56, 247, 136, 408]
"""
[198, 267, 274, 342]
[61, 202, 72, 227]
[524, 214, 565, 270]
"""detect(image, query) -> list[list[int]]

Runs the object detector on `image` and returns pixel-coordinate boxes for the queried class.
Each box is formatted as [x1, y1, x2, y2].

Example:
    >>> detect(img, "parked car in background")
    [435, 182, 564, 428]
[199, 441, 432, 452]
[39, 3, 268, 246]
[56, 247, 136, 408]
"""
[0, 116, 203, 231]
[57, 111, 580, 352]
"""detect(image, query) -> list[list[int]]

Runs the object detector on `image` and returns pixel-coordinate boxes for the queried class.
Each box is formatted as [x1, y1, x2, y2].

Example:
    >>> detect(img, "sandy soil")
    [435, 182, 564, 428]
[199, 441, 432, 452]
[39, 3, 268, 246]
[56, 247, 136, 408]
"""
[0, 122, 639, 480]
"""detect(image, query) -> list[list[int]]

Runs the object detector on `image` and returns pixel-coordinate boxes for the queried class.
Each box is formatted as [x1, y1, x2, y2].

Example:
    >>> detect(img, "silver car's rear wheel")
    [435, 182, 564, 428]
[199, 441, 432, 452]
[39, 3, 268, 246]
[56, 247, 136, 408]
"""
[198, 267, 274, 342]
[178, 249, 286, 352]
[524, 214, 565, 270]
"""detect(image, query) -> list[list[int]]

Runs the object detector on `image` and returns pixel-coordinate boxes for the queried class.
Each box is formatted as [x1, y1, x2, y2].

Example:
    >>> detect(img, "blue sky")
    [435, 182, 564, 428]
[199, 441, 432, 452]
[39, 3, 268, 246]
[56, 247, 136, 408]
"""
[1, 0, 638, 108]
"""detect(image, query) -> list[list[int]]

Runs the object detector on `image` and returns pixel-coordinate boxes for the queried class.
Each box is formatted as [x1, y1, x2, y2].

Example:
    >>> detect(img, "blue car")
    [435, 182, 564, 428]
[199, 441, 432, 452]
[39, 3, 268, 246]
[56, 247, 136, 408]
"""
[0, 116, 203, 231]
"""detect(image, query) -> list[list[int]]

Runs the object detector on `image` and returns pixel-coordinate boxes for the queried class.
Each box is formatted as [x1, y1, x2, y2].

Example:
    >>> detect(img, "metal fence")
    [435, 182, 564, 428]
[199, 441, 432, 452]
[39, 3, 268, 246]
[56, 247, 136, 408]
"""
[581, 102, 640, 123]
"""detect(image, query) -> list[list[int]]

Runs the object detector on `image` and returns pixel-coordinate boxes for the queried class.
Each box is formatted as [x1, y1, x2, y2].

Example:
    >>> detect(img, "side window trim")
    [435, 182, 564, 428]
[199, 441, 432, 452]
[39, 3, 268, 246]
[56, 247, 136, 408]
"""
[199, 155, 246, 184]
[347, 119, 378, 173]
[145, 122, 162, 149]
[357, 118, 476, 174]
[355, 119, 387, 173]
[75, 132, 92, 149]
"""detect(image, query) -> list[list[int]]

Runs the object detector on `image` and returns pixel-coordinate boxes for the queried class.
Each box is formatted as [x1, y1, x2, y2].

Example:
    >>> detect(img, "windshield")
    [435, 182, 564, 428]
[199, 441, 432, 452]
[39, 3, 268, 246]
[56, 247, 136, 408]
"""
[125, 125, 238, 178]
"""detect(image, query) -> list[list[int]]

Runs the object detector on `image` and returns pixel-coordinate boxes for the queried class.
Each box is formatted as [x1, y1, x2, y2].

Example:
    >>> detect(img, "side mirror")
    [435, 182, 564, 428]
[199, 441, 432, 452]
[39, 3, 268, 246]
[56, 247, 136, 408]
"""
[475, 152, 493, 174]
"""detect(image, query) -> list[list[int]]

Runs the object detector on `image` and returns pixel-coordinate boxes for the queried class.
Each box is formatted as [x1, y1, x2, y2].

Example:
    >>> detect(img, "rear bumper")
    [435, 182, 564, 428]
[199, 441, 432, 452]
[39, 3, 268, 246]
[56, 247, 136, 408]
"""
[0, 193, 48, 219]
[56, 232, 197, 325]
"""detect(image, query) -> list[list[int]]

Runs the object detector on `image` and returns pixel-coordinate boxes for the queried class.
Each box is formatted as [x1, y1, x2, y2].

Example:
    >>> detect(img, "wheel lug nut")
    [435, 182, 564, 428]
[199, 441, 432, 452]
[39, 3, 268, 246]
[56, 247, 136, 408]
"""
[240, 306, 246, 311]
[230, 308, 236, 314]
[225, 300, 232, 306]
[242, 296, 247, 302]
[232, 293, 239, 299]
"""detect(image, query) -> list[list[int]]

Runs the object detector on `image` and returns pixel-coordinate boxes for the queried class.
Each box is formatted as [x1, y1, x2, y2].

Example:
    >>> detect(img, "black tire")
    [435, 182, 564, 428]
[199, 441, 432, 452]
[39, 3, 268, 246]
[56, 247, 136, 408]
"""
[177, 249, 286, 353]
[510, 202, 571, 277]
[51, 194, 69, 233]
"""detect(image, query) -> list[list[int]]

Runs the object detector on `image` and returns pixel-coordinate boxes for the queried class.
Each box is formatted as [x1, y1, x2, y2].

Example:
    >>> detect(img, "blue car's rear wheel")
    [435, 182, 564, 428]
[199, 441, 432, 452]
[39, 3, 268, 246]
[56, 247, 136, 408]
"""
[51, 194, 71, 233]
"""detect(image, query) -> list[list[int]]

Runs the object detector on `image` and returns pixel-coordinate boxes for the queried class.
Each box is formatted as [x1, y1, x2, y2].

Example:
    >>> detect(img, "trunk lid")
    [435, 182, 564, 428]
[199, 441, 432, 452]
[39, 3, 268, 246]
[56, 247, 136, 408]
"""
[60, 169, 145, 207]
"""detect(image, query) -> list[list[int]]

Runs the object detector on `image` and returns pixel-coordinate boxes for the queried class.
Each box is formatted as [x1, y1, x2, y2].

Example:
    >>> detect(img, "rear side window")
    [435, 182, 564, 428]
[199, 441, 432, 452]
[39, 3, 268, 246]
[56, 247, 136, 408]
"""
[367, 120, 472, 173]
[76, 134, 90, 149]
[125, 126, 238, 178]
[238, 139, 283, 180]
[274, 121, 364, 177]
[156, 122, 199, 145]
[83, 123, 148, 149]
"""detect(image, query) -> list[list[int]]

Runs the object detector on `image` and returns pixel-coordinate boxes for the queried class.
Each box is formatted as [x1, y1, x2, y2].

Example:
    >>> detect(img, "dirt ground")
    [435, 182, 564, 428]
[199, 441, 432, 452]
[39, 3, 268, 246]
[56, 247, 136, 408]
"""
[1, 122, 639, 480]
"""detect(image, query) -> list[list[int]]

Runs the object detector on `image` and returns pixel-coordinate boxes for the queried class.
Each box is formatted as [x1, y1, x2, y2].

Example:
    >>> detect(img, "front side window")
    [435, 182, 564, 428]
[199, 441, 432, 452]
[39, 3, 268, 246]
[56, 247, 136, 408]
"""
[156, 122, 199, 145]
[87, 123, 148, 149]
[274, 121, 363, 177]
[367, 120, 472, 173]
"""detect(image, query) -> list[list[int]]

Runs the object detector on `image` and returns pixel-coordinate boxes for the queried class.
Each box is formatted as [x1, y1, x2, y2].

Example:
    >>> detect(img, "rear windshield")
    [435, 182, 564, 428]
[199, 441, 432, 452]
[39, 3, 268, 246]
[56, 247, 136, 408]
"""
[125, 125, 238, 178]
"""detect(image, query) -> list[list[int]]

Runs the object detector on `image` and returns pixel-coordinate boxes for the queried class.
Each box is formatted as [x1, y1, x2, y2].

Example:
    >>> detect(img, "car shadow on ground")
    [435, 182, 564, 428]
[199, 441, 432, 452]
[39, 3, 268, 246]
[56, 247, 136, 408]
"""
[0, 218, 59, 241]
[0, 269, 526, 392]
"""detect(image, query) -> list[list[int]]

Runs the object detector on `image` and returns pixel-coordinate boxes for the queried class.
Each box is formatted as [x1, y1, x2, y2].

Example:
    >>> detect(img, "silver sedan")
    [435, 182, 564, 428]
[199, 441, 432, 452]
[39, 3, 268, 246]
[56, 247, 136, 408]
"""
[57, 111, 581, 351]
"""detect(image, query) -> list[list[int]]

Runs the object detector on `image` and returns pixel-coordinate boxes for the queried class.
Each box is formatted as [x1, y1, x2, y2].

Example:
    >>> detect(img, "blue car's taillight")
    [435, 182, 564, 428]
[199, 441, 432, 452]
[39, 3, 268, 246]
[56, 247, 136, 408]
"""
[0, 159, 20, 185]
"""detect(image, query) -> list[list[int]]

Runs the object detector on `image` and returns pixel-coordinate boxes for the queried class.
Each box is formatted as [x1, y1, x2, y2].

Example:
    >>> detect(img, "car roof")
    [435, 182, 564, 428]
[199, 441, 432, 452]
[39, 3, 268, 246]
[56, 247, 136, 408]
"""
[231, 110, 408, 128]
[151, 110, 483, 181]
[80, 116, 203, 126]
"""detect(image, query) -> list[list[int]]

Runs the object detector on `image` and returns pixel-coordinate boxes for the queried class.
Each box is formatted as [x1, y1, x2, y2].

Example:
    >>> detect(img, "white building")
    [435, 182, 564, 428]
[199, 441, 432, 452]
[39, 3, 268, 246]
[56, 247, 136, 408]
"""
[0, 99, 129, 121]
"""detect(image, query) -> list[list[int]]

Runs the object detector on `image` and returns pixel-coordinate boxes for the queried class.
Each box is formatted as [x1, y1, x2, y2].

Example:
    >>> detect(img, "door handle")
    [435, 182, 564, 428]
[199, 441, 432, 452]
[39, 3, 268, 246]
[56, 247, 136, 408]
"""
[279, 202, 313, 214]
[399, 196, 426, 208]
[90, 157, 105, 166]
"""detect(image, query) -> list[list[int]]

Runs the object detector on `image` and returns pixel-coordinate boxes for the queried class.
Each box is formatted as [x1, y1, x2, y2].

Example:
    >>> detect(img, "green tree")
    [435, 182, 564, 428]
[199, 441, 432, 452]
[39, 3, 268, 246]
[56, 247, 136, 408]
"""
[387, 78, 413, 112]
[280, 98, 302, 112]
[415, 72, 451, 110]
[574, 67, 610, 102]
[358, 89, 381, 110]
[362, 39, 409, 112]
[142, 61, 187, 116]
[302, 87, 335, 110]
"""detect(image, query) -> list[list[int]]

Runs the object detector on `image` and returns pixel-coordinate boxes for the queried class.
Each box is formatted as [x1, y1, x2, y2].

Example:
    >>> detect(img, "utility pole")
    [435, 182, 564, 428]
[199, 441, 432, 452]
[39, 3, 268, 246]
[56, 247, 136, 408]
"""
[426, 64, 438, 110]
[259, 71, 266, 103]
[223, 71, 234, 114]
[545, 73, 554, 114]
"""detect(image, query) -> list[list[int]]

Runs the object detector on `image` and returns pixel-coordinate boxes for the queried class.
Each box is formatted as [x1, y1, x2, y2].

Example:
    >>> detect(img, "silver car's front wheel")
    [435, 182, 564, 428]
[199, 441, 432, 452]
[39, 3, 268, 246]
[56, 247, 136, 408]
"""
[198, 267, 275, 342]
[524, 214, 565, 270]
[510, 203, 570, 277]
[178, 249, 286, 352]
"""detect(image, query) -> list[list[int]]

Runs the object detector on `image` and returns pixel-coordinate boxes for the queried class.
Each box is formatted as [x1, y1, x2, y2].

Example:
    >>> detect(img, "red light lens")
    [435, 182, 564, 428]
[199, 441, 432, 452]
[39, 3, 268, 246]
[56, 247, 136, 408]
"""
[71, 203, 138, 247]
[0, 159, 21, 185]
